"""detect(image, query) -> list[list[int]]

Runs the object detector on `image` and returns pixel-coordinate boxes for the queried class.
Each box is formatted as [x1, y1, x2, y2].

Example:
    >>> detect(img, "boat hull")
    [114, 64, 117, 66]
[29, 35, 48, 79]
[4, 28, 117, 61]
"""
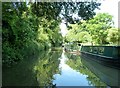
[80, 51, 120, 69]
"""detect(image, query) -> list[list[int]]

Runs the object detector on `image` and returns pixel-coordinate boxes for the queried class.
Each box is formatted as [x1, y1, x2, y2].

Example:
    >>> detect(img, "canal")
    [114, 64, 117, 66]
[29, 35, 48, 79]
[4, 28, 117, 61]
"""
[2, 48, 120, 87]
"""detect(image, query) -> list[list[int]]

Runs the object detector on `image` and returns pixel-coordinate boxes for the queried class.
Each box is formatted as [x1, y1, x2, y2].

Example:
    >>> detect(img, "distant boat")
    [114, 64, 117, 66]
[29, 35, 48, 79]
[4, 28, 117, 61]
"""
[64, 48, 80, 55]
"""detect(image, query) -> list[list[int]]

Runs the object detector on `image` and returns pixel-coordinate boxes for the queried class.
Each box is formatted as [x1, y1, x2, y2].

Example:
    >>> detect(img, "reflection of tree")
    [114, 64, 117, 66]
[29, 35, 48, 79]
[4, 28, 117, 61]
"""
[66, 54, 107, 86]
[33, 51, 62, 86]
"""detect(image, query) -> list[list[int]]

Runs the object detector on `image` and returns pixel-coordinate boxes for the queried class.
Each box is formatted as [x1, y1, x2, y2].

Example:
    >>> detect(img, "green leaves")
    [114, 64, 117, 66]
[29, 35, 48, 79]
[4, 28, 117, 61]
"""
[31, 2, 101, 23]
[2, 2, 63, 66]
[65, 13, 116, 45]
[106, 28, 119, 45]
[2, 2, 39, 66]
[86, 13, 113, 45]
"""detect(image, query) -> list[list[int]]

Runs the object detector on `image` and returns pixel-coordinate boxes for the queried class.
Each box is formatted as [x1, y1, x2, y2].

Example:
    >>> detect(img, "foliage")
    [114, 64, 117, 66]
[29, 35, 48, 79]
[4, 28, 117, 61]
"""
[31, 2, 101, 23]
[2, 42, 22, 66]
[86, 13, 113, 45]
[59, 2, 101, 23]
[106, 28, 119, 45]
[2, 3, 28, 65]
[65, 13, 117, 45]
[2, 2, 101, 66]
[65, 21, 92, 44]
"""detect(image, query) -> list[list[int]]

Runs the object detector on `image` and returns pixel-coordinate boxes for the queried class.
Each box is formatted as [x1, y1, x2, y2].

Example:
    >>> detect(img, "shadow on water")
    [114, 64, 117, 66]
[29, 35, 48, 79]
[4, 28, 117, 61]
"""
[2, 48, 120, 87]
[2, 49, 62, 86]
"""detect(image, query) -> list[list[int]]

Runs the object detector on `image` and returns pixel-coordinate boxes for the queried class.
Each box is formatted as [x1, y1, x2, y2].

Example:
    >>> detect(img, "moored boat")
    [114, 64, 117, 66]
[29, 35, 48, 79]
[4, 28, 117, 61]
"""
[80, 46, 120, 69]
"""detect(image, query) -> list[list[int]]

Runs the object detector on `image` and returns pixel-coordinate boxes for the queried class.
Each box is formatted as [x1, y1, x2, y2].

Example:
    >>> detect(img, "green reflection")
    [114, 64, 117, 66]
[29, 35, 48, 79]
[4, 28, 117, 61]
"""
[3, 49, 62, 86]
[2, 50, 46, 86]
[66, 53, 107, 87]
[33, 50, 62, 86]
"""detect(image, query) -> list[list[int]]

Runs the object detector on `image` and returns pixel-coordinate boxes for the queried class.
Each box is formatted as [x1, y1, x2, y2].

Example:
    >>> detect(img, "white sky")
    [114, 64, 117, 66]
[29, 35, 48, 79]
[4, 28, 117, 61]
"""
[96, 0, 120, 28]
[60, 20, 68, 37]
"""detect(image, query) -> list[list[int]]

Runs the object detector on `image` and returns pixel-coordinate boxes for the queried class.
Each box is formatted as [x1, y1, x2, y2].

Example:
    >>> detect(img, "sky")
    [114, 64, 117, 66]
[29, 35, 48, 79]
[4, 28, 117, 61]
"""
[60, 20, 68, 37]
[96, 0, 120, 28]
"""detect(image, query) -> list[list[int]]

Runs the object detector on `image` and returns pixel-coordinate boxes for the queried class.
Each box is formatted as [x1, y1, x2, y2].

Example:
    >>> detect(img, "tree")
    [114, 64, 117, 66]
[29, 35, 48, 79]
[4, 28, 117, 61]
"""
[65, 24, 91, 44]
[31, 2, 101, 23]
[2, 2, 36, 65]
[2, 1, 101, 66]
[65, 13, 114, 45]
[86, 13, 113, 45]
[106, 28, 119, 45]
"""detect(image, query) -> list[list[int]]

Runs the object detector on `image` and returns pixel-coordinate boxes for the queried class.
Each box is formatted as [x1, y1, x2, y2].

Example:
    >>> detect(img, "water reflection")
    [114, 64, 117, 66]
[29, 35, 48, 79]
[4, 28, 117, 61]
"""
[34, 50, 62, 86]
[80, 55, 120, 87]
[53, 49, 90, 86]
[66, 54, 107, 87]
[2, 48, 119, 87]
[2, 50, 62, 86]
[53, 49, 107, 86]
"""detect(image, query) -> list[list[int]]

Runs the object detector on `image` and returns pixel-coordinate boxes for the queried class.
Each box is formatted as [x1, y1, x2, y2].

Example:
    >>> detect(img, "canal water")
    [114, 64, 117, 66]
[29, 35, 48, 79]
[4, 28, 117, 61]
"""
[2, 48, 120, 87]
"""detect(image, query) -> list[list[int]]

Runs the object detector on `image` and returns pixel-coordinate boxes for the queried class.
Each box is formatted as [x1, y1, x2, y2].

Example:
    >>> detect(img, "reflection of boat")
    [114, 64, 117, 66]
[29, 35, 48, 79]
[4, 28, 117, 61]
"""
[80, 55, 120, 87]
[81, 52, 120, 69]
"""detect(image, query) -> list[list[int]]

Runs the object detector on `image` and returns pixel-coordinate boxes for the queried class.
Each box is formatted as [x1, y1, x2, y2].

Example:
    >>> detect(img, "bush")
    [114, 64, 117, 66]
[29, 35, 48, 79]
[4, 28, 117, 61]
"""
[2, 42, 23, 66]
